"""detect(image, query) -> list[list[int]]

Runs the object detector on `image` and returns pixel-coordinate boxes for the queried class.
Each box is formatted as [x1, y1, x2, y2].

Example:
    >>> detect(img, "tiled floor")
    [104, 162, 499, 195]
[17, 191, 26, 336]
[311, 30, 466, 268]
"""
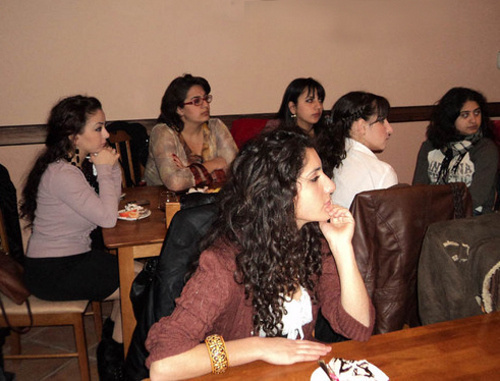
[2, 301, 113, 381]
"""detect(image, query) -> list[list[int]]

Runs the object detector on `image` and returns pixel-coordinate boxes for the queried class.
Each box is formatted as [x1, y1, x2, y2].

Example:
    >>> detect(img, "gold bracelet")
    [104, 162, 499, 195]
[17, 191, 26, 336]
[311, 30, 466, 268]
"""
[205, 334, 229, 374]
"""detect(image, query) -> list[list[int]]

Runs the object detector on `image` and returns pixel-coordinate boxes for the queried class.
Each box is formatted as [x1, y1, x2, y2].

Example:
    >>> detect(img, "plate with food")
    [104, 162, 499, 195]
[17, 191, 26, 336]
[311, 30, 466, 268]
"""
[311, 358, 388, 381]
[186, 186, 221, 194]
[118, 203, 151, 221]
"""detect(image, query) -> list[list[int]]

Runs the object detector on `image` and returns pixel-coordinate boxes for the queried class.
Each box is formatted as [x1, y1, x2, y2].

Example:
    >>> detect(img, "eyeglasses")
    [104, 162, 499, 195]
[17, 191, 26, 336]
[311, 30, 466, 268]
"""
[182, 94, 213, 107]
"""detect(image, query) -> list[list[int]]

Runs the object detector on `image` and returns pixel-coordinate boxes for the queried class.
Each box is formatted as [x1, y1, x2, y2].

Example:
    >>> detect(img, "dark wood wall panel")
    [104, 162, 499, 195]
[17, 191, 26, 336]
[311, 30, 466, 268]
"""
[1, 103, 499, 147]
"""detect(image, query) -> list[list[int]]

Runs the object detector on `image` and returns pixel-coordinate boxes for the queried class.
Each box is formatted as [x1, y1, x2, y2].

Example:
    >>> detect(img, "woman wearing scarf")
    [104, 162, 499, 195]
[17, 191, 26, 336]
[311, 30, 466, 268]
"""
[144, 74, 238, 192]
[413, 87, 498, 215]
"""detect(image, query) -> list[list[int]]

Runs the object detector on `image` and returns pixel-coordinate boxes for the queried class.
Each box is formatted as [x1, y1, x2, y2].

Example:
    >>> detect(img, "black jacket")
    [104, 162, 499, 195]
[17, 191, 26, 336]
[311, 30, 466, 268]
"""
[124, 203, 217, 380]
[0, 164, 24, 263]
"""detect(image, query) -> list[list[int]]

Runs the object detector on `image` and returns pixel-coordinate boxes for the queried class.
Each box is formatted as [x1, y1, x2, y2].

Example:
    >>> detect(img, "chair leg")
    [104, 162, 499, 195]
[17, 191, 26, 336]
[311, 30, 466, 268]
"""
[92, 301, 103, 342]
[73, 315, 91, 381]
[10, 331, 21, 355]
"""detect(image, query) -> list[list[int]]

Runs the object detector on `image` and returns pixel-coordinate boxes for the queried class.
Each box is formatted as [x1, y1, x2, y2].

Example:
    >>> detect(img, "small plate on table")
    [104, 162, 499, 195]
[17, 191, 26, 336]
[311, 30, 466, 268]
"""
[311, 358, 389, 381]
[311, 367, 332, 381]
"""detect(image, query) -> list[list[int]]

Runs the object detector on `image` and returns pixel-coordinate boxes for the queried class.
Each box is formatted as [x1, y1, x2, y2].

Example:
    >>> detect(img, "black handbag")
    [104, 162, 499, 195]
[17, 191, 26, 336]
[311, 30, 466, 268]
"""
[0, 251, 33, 333]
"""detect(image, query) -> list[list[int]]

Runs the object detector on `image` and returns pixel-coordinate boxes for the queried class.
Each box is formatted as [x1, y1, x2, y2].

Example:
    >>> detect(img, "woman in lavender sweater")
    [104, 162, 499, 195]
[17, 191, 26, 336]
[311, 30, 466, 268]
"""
[20, 95, 124, 379]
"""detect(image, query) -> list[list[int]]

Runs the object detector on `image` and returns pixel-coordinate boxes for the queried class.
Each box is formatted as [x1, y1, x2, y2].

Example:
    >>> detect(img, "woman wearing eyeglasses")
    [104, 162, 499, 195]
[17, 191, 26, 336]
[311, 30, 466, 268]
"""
[144, 74, 238, 192]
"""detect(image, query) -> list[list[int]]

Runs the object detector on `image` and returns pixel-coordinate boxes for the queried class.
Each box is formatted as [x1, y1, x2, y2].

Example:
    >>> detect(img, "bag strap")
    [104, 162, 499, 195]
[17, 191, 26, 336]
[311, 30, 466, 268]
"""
[0, 296, 33, 334]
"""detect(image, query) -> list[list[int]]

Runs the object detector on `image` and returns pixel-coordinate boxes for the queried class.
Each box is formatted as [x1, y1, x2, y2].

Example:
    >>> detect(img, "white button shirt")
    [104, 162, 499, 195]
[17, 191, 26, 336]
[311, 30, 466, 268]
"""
[332, 138, 398, 208]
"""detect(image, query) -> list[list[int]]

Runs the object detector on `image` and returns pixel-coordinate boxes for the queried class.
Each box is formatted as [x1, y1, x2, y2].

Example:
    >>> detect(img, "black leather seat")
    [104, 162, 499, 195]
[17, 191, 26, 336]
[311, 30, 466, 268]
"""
[124, 203, 218, 380]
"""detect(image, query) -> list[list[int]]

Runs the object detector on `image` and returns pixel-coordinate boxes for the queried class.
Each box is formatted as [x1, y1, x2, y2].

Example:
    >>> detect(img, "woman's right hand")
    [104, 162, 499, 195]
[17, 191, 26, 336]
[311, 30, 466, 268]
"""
[150, 336, 331, 380]
[319, 205, 355, 252]
[257, 337, 331, 365]
[90, 146, 120, 166]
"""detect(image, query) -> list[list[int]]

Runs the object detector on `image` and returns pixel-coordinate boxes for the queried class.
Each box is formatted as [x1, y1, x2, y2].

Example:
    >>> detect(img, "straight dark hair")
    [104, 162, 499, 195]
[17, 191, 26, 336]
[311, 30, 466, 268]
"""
[275, 77, 326, 133]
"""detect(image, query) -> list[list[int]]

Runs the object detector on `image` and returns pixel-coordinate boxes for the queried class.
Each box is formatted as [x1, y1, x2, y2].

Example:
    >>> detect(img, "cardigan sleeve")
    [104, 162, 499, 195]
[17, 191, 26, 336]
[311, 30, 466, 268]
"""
[316, 252, 375, 341]
[145, 247, 236, 367]
[211, 118, 238, 169]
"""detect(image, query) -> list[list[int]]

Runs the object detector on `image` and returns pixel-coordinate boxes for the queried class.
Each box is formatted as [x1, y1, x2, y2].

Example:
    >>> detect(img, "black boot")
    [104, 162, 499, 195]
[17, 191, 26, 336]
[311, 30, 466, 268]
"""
[97, 336, 125, 381]
[102, 317, 114, 339]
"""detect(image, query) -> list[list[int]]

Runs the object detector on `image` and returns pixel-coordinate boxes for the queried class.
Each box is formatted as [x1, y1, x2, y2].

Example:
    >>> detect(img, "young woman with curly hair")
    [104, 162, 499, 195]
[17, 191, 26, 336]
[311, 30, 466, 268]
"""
[413, 87, 498, 215]
[146, 129, 374, 379]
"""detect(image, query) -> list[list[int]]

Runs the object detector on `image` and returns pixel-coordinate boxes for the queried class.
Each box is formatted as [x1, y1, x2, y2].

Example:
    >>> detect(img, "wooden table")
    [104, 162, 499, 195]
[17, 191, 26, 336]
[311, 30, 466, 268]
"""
[197, 312, 500, 380]
[102, 185, 166, 357]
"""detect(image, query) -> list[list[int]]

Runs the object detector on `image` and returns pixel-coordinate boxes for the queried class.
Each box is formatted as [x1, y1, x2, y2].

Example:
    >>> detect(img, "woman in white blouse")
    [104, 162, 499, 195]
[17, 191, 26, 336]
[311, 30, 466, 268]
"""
[317, 91, 398, 208]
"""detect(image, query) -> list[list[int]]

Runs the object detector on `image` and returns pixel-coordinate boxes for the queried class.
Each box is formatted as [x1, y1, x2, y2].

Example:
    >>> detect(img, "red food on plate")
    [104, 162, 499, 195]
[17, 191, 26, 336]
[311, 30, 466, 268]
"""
[119, 209, 139, 219]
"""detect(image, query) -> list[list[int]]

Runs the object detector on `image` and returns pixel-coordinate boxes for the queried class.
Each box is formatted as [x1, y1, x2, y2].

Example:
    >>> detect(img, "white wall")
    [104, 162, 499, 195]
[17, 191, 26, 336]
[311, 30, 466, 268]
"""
[1, 0, 499, 242]
[1, 0, 499, 125]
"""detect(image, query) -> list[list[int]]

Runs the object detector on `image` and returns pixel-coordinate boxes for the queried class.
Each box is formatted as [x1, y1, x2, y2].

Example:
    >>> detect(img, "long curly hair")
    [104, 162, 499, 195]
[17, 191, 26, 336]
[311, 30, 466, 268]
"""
[427, 87, 492, 149]
[202, 129, 325, 336]
[20, 95, 102, 225]
[317, 91, 390, 177]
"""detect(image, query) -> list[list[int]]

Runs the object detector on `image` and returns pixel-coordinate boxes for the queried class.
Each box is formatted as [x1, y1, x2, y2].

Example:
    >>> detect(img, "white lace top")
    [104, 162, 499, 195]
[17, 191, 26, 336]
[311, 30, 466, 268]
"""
[259, 285, 313, 339]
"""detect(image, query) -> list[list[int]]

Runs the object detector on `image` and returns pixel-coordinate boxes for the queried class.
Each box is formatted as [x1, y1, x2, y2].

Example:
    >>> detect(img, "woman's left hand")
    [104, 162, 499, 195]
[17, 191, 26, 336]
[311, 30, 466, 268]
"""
[319, 205, 355, 247]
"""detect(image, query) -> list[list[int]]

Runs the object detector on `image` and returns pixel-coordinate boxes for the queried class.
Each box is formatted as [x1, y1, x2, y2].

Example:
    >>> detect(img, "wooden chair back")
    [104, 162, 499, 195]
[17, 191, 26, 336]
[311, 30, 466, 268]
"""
[109, 129, 136, 188]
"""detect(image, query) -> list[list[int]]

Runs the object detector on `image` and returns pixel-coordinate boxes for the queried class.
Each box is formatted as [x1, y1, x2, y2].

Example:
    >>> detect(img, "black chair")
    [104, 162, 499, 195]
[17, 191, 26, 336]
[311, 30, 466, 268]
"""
[124, 203, 218, 380]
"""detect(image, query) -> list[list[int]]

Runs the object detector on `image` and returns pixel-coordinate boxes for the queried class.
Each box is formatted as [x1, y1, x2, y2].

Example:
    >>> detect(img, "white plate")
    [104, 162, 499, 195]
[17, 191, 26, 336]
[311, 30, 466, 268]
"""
[311, 358, 389, 381]
[311, 366, 330, 381]
[117, 208, 151, 221]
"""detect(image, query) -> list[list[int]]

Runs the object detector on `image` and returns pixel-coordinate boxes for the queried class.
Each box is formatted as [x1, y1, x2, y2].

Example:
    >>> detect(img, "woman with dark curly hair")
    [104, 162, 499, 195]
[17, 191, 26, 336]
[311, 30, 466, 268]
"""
[20, 95, 127, 379]
[145, 129, 374, 379]
[413, 87, 498, 215]
[316, 91, 397, 209]
[144, 74, 238, 192]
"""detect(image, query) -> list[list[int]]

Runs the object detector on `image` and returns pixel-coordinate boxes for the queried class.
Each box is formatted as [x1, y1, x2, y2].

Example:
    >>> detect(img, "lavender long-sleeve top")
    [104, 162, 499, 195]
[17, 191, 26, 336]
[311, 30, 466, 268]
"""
[26, 160, 122, 258]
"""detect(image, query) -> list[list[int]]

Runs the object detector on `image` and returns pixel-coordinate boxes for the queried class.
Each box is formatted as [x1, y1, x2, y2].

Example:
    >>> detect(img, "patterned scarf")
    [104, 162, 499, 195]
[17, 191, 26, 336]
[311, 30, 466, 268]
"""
[436, 131, 483, 184]
[177, 123, 213, 164]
